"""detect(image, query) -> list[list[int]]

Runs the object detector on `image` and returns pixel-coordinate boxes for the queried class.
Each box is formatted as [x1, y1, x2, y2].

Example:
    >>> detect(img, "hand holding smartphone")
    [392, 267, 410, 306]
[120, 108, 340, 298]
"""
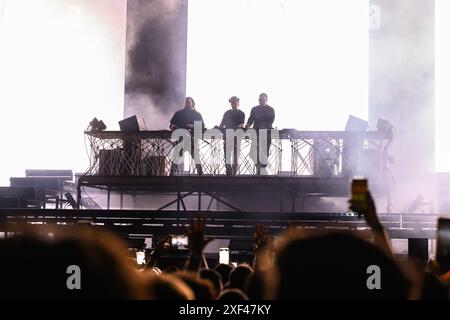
[170, 235, 189, 250]
[437, 218, 450, 272]
[136, 250, 146, 265]
[219, 248, 230, 265]
[349, 177, 368, 217]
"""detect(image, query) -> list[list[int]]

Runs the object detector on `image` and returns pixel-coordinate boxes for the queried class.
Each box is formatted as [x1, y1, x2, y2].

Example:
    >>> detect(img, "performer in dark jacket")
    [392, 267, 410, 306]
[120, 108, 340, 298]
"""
[170, 97, 205, 131]
[170, 97, 204, 176]
[245, 93, 275, 175]
[219, 96, 245, 176]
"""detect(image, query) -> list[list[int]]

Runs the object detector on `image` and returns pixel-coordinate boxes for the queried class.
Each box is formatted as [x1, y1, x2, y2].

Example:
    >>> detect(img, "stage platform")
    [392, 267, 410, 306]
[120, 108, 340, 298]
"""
[76, 175, 392, 212]
[78, 129, 394, 212]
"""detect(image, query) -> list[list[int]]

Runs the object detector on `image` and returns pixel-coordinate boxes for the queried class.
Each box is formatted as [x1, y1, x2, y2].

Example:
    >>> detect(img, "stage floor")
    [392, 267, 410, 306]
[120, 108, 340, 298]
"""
[77, 175, 390, 194]
[76, 175, 392, 212]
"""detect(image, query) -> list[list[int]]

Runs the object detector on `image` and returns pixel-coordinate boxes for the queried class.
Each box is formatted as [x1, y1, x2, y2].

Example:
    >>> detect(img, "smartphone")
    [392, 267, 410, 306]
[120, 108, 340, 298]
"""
[436, 218, 450, 271]
[171, 235, 189, 249]
[136, 250, 146, 265]
[219, 248, 230, 265]
[350, 177, 368, 216]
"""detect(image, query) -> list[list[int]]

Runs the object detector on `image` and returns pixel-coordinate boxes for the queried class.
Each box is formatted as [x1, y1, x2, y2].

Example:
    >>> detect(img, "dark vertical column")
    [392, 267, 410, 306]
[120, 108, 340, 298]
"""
[369, 0, 435, 174]
[125, 0, 189, 126]
[180, 0, 188, 97]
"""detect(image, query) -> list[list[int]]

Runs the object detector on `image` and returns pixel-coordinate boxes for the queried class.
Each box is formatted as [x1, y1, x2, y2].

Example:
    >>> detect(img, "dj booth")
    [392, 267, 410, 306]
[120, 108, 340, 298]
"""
[82, 129, 390, 177]
[76, 129, 393, 212]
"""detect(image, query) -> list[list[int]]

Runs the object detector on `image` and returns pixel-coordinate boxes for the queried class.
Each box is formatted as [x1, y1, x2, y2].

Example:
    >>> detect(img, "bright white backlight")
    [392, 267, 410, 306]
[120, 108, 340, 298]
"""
[436, 0, 450, 172]
[187, 0, 369, 130]
[0, 0, 126, 185]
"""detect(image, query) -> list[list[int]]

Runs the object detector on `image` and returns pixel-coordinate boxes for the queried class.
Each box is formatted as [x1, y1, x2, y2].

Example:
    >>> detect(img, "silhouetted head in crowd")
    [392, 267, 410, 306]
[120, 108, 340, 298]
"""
[273, 231, 411, 299]
[218, 289, 249, 300]
[0, 226, 145, 299]
[215, 263, 234, 286]
[246, 272, 266, 300]
[142, 272, 194, 300]
[175, 272, 215, 300]
[229, 264, 253, 292]
[200, 269, 223, 298]
[420, 271, 449, 300]
[164, 266, 180, 274]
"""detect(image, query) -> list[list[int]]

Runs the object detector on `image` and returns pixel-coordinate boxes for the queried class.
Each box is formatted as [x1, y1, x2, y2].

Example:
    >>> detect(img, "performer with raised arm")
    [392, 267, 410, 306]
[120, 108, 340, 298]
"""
[245, 93, 275, 175]
[219, 96, 246, 176]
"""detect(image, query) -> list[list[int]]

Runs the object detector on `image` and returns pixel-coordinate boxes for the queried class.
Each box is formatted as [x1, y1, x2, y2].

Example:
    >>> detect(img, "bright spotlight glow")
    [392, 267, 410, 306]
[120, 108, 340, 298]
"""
[0, 0, 127, 185]
[187, 0, 369, 130]
[436, 0, 450, 172]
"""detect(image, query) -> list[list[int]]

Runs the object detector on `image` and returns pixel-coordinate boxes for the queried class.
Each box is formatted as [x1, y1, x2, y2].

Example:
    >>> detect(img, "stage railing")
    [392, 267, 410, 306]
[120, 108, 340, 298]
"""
[84, 130, 389, 177]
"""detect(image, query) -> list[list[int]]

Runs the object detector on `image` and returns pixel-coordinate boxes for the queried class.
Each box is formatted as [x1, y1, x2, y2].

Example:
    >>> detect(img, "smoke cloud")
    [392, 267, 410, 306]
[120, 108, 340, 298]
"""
[369, 0, 437, 213]
[125, 0, 187, 129]
[370, 0, 435, 175]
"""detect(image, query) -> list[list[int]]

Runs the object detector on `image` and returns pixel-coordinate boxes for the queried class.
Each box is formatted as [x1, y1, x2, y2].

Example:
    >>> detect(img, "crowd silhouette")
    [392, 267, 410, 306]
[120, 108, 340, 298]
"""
[0, 187, 449, 300]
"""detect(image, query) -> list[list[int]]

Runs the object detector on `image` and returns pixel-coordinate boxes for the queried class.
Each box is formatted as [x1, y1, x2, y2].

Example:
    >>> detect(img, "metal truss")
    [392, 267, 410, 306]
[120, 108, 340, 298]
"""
[84, 130, 389, 177]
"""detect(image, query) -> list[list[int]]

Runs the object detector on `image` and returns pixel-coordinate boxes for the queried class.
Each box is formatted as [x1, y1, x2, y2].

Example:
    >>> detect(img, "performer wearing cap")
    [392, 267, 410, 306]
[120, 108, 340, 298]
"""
[219, 96, 245, 176]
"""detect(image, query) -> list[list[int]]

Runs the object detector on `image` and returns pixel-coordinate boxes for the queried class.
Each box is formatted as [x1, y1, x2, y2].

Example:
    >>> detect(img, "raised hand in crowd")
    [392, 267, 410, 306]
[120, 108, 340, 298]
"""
[253, 225, 274, 272]
[186, 216, 213, 271]
[350, 191, 392, 256]
[145, 236, 171, 270]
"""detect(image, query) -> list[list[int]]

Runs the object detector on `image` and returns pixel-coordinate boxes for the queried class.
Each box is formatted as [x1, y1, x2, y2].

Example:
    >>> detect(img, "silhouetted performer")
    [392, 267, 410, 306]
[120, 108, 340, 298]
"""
[170, 97, 204, 176]
[219, 96, 245, 176]
[170, 97, 204, 131]
[246, 93, 275, 175]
